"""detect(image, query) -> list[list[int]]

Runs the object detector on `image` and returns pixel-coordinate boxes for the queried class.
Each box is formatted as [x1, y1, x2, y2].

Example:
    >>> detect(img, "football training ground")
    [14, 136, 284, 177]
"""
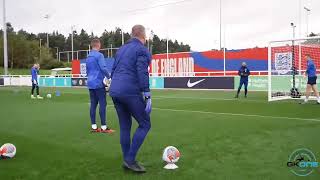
[0, 87, 319, 180]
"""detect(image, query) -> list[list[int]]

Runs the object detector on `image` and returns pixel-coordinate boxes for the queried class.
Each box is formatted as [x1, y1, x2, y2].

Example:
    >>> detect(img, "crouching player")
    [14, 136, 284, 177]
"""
[301, 54, 320, 104]
[110, 25, 152, 173]
[86, 38, 115, 133]
[235, 62, 250, 98]
[31, 63, 43, 99]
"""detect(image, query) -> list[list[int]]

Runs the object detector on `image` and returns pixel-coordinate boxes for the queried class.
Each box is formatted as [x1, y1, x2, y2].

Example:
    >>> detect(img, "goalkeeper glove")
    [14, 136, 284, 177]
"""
[143, 92, 152, 115]
[103, 78, 111, 86]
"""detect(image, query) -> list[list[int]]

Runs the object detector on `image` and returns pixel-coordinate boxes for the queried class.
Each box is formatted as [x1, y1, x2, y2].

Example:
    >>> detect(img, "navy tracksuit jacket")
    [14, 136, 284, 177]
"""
[109, 38, 151, 163]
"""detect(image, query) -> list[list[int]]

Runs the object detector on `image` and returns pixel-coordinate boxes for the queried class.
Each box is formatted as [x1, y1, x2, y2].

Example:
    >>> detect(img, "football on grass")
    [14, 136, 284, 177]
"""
[162, 146, 180, 163]
[0, 143, 16, 159]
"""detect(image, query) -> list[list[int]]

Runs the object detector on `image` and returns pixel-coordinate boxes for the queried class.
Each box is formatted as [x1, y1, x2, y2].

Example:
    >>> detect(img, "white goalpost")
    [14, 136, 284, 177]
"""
[268, 36, 320, 102]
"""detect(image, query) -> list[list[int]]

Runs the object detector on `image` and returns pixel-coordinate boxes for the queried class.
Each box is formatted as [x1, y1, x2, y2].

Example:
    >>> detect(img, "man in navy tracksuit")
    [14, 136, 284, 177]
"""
[86, 39, 115, 133]
[235, 62, 250, 98]
[110, 25, 152, 173]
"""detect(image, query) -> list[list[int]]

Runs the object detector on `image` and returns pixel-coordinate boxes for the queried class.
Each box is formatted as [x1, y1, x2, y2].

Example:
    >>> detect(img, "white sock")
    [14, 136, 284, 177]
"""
[305, 97, 309, 103]
[101, 125, 107, 130]
[91, 124, 97, 130]
[317, 97, 320, 103]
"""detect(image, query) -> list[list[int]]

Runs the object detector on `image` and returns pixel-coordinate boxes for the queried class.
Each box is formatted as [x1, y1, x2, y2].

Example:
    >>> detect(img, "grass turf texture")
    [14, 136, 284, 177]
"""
[0, 87, 319, 180]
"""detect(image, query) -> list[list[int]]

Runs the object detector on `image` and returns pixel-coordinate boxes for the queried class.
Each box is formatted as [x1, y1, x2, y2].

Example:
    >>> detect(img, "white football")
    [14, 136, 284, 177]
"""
[0, 143, 16, 158]
[47, 94, 52, 98]
[162, 146, 180, 163]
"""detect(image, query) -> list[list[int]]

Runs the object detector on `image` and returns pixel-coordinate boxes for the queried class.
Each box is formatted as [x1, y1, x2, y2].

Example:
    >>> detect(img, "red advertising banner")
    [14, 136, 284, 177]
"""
[150, 48, 268, 77]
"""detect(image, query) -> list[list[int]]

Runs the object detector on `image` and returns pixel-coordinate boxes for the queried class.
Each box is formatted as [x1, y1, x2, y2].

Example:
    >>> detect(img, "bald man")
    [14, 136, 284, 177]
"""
[110, 25, 152, 173]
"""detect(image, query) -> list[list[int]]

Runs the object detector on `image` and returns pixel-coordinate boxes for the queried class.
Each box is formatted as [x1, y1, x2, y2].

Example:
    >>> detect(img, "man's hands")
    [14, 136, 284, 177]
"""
[143, 92, 152, 115]
[103, 78, 111, 91]
[103, 78, 111, 86]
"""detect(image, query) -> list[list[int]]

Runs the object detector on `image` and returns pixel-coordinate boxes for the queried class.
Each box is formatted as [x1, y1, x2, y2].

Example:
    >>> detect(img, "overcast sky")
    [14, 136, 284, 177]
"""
[1, 0, 319, 51]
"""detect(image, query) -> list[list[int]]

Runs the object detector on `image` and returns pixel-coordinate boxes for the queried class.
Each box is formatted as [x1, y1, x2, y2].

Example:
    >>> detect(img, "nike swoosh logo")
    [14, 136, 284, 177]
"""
[187, 79, 205, 88]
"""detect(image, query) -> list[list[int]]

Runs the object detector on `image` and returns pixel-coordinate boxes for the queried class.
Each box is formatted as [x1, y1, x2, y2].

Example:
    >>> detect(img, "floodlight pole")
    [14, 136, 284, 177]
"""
[166, 38, 169, 61]
[39, 39, 42, 62]
[304, 6, 311, 37]
[223, 24, 226, 76]
[219, 0, 222, 50]
[298, 0, 302, 38]
[71, 25, 75, 60]
[150, 30, 154, 54]
[291, 23, 296, 89]
[3, 0, 8, 75]
[121, 29, 124, 45]
[54, 47, 59, 61]
[291, 23, 296, 39]
[44, 14, 50, 48]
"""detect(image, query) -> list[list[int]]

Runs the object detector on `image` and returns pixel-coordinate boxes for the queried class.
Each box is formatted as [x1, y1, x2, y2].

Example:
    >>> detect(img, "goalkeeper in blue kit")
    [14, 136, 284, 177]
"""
[235, 62, 250, 98]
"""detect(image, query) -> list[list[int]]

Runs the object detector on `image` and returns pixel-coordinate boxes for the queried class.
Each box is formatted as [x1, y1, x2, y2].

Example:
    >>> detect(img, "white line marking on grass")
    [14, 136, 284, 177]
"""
[152, 107, 320, 123]
[89, 102, 319, 123]
[153, 96, 266, 103]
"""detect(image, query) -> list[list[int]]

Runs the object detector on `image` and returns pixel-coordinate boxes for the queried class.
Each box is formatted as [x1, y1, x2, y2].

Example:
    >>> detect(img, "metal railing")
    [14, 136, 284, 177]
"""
[58, 48, 119, 62]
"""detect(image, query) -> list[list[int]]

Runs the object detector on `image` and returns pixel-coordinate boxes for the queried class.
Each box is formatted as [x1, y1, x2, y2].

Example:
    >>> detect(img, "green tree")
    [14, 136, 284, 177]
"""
[1, 23, 191, 69]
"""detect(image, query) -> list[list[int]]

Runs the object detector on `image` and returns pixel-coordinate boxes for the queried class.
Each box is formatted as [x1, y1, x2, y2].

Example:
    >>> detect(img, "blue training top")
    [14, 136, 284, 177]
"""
[109, 38, 151, 97]
[31, 67, 39, 83]
[86, 50, 110, 90]
[306, 59, 317, 77]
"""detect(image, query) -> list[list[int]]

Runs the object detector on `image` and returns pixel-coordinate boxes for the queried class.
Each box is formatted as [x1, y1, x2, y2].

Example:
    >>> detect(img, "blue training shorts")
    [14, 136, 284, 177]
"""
[307, 76, 317, 85]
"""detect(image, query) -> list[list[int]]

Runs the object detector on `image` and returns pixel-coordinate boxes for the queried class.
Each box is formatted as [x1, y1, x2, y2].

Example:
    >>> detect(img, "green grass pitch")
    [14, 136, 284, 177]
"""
[0, 87, 319, 180]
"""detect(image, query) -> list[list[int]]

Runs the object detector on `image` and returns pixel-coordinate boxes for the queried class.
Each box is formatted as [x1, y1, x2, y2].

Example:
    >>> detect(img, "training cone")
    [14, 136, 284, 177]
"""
[164, 163, 179, 170]
[55, 90, 61, 97]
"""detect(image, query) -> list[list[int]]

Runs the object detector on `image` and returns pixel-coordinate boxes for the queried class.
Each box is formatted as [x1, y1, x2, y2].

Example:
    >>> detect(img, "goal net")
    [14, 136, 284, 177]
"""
[268, 36, 320, 101]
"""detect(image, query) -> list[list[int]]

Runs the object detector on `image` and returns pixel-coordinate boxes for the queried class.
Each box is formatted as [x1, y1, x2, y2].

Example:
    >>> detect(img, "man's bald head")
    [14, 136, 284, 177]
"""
[131, 25, 146, 44]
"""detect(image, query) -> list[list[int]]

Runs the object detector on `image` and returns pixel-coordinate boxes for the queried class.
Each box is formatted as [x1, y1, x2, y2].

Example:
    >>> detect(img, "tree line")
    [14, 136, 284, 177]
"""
[0, 23, 191, 69]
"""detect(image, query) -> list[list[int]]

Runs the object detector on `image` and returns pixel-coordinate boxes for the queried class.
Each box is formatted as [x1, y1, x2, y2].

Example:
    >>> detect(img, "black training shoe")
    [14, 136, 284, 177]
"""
[235, 95, 239, 98]
[123, 161, 146, 173]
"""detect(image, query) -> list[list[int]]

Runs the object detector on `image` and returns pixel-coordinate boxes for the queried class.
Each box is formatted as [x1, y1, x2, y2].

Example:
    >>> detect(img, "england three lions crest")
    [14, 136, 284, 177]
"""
[274, 52, 292, 75]
[80, 63, 87, 77]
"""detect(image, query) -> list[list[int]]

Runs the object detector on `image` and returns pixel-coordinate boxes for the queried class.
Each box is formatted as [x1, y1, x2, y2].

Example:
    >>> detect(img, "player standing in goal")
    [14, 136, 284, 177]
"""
[301, 54, 320, 104]
[235, 62, 250, 98]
